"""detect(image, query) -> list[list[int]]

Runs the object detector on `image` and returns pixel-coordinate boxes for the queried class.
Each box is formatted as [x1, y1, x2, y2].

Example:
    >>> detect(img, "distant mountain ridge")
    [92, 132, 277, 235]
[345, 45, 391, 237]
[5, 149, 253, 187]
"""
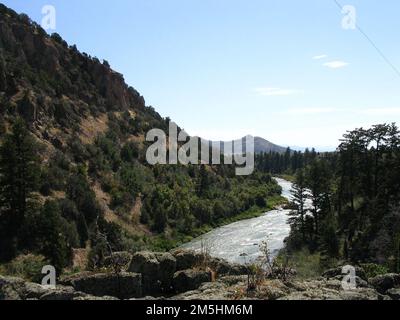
[252, 136, 288, 154]
[209, 136, 288, 155]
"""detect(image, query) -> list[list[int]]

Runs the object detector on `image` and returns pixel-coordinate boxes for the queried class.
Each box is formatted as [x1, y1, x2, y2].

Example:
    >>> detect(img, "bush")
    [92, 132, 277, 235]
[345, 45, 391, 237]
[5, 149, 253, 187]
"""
[121, 141, 140, 162]
[277, 248, 322, 280]
[360, 263, 389, 279]
[0, 254, 50, 283]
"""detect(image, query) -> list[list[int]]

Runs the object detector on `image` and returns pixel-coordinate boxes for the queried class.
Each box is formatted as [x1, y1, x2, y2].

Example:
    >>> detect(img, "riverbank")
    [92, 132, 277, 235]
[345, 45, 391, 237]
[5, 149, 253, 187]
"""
[148, 194, 289, 252]
[178, 178, 294, 264]
[275, 174, 295, 183]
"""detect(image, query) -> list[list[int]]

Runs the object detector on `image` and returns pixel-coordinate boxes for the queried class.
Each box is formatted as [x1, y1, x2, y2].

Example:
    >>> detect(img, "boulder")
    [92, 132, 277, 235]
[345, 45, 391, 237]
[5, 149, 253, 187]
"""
[369, 273, 400, 294]
[386, 288, 400, 300]
[331, 275, 370, 289]
[23, 282, 50, 299]
[68, 272, 142, 299]
[0, 275, 87, 301]
[171, 250, 204, 270]
[39, 286, 86, 300]
[209, 257, 248, 276]
[172, 270, 212, 294]
[128, 251, 176, 295]
[0, 276, 24, 300]
[59, 271, 93, 287]
[155, 252, 177, 290]
[129, 251, 160, 275]
[322, 266, 367, 281]
[171, 250, 247, 276]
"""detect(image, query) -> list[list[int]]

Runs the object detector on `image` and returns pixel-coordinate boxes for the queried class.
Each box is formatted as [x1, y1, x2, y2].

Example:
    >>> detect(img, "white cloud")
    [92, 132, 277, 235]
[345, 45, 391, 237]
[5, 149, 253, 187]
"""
[323, 61, 349, 69]
[254, 87, 303, 96]
[312, 54, 328, 60]
[284, 107, 337, 115]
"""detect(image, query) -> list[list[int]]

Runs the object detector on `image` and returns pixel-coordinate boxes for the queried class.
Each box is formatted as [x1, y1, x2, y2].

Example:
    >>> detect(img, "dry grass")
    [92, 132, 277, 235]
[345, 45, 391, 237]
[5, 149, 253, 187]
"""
[92, 182, 151, 236]
[79, 114, 108, 144]
[71, 248, 89, 271]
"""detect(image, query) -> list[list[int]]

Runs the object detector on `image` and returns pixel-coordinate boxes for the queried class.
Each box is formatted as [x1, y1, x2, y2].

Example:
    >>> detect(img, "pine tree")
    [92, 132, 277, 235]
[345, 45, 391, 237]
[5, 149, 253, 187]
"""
[289, 169, 308, 242]
[197, 164, 209, 197]
[305, 159, 331, 240]
[36, 201, 71, 273]
[153, 207, 167, 233]
[319, 212, 340, 268]
[0, 118, 40, 261]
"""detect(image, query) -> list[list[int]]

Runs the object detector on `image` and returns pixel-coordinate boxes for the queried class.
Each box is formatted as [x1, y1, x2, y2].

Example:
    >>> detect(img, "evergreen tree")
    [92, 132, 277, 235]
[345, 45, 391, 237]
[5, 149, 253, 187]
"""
[149, 186, 171, 232]
[319, 212, 340, 268]
[153, 206, 167, 233]
[305, 159, 331, 241]
[289, 169, 308, 242]
[0, 118, 40, 261]
[197, 164, 209, 197]
[39, 201, 72, 272]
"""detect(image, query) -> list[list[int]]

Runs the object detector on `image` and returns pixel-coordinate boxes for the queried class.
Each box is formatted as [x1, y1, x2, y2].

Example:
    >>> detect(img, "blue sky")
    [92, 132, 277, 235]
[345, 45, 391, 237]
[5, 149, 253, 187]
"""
[3, 0, 400, 149]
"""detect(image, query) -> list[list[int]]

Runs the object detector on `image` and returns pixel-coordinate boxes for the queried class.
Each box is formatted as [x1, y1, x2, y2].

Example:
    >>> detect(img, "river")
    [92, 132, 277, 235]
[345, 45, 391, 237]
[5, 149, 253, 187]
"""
[181, 178, 294, 264]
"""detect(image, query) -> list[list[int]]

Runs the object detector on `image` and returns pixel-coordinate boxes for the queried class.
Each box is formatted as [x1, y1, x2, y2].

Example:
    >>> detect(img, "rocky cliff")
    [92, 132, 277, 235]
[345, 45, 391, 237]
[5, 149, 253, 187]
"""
[0, 4, 147, 130]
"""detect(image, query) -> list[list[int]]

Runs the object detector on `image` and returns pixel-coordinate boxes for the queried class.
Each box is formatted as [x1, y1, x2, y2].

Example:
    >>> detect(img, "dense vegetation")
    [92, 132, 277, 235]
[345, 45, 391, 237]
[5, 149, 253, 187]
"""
[0, 4, 283, 275]
[283, 124, 400, 274]
[255, 147, 319, 175]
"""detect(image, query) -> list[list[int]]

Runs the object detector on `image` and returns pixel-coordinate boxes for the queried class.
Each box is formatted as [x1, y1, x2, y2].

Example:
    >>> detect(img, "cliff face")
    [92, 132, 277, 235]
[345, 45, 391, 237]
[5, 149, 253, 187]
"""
[0, 3, 150, 142]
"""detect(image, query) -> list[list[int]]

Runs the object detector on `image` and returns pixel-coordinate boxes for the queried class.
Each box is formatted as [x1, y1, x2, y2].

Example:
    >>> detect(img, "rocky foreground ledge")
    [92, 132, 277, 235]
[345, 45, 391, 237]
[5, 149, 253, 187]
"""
[1, 250, 400, 300]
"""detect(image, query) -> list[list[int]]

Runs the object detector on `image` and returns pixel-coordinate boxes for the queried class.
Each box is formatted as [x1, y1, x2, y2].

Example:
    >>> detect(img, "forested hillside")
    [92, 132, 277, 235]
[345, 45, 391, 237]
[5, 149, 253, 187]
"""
[278, 125, 400, 274]
[0, 4, 283, 274]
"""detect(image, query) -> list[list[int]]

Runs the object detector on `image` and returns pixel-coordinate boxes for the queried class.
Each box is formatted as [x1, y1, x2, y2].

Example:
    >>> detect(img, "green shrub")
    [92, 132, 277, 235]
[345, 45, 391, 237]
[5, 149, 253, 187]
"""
[0, 254, 49, 283]
[360, 263, 389, 279]
[277, 248, 322, 280]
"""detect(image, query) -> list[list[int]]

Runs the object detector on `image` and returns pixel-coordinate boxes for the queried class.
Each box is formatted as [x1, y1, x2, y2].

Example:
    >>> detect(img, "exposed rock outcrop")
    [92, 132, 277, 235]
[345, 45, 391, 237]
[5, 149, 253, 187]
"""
[127, 250, 249, 296]
[62, 272, 142, 299]
[322, 266, 368, 281]
[170, 250, 248, 276]
[128, 251, 176, 295]
[2, 255, 399, 301]
[0, 275, 99, 300]
[172, 270, 212, 294]
[386, 288, 400, 300]
[172, 250, 204, 270]
[369, 273, 400, 294]
[171, 276, 390, 301]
